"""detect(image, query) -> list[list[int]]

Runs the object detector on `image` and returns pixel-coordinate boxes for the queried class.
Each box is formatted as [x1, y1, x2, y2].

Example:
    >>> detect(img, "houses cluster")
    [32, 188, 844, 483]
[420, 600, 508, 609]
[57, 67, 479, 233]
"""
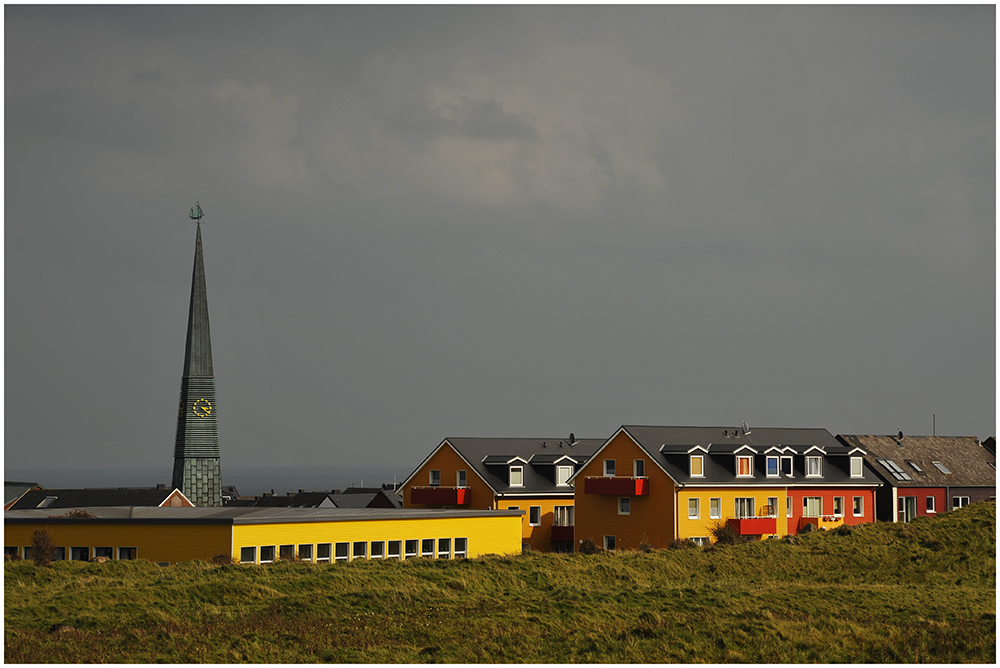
[5, 423, 995, 564]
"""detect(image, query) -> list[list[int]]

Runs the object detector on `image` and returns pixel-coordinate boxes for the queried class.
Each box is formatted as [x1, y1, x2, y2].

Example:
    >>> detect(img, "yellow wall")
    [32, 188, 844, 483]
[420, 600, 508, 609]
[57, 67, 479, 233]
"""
[3, 522, 231, 564]
[496, 497, 573, 552]
[677, 487, 789, 541]
[232, 514, 522, 561]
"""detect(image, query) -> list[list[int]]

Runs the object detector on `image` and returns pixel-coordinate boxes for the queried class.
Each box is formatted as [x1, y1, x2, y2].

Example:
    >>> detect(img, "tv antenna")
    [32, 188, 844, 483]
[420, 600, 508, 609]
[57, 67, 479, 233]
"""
[189, 202, 204, 224]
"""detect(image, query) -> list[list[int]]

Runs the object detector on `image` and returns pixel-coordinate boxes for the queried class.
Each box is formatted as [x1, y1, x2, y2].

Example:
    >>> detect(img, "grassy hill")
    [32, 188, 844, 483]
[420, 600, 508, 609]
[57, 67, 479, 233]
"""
[4, 502, 995, 663]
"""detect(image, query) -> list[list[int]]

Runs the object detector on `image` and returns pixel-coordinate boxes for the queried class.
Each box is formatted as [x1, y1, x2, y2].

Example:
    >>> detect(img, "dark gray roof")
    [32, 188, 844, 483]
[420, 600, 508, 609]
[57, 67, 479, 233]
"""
[249, 492, 336, 508]
[838, 434, 996, 489]
[4, 482, 41, 508]
[7, 488, 186, 511]
[5, 506, 523, 525]
[617, 425, 881, 487]
[406, 437, 603, 496]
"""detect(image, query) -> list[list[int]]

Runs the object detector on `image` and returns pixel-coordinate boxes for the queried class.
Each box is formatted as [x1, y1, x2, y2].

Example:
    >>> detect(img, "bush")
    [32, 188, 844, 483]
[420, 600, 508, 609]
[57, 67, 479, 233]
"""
[210, 553, 235, 566]
[710, 520, 745, 546]
[30, 529, 57, 567]
[579, 539, 601, 555]
[669, 538, 697, 550]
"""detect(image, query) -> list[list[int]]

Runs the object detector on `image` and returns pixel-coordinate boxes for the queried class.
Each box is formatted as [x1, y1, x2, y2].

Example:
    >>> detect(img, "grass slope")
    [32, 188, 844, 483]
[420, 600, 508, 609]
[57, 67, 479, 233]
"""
[4, 502, 996, 663]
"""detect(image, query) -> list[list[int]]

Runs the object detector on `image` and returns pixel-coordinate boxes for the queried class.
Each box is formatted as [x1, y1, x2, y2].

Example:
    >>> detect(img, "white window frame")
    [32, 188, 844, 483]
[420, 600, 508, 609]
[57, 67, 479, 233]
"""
[787, 496, 794, 518]
[736, 455, 753, 477]
[734, 497, 755, 519]
[803, 497, 822, 518]
[554, 505, 574, 527]
[852, 496, 864, 517]
[457, 469, 467, 487]
[429, 469, 441, 487]
[690, 537, 710, 546]
[454, 537, 468, 559]
[334, 542, 350, 562]
[117, 547, 137, 561]
[297, 544, 313, 561]
[781, 456, 794, 477]
[850, 456, 864, 478]
[240, 546, 256, 564]
[952, 496, 970, 509]
[710, 497, 721, 520]
[437, 538, 451, 559]
[604, 535, 616, 551]
[619, 497, 630, 515]
[278, 544, 295, 561]
[688, 497, 700, 520]
[404, 539, 418, 559]
[94, 546, 114, 560]
[352, 541, 367, 561]
[806, 456, 822, 477]
[370, 541, 385, 559]
[556, 465, 573, 486]
[634, 459, 645, 477]
[604, 459, 616, 477]
[421, 538, 435, 558]
[690, 455, 704, 477]
[833, 496, 844, 517]
[529, 506, 541, 526]
[766, 497, 779, 518]
[316, 543, 332, 562]
[509, 465, 524, 487]
[259, 545, 276, 563]
[387, 540, 402, 560]
[766, 456, 779, 477]
[926, 496, 936, 513]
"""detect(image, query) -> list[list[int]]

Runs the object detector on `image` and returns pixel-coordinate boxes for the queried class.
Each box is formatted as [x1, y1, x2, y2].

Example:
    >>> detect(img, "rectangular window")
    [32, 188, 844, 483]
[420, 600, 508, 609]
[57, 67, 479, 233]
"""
[833, 497, 844, 517]
[604, 535, 616, 551]
[70, 547, 89, 561]
[688, 497, 700, 519]
[509, 466, 523, 487]
[53, 547, 66, 561]
[634, 459, 645, 477]
[21, 546, 35, 560]
[298, 544, 313, 561]
[334, 542, 350, 562]
[388, 540, 402, 560]
[766, 456, 779, 477]
[734, 497, 755, 518]
[803, 497, 822, 517]
[429, 469, 441, 486]
[457, 470, 467, 487]
[554, 506, 575, 527]
[454, 537, 468, 558]
[352, 541, 367, 560]
[806, 456, 822, 477]
[853, 496, 864, 517]
[781, 456, 793, 476]
[736, 455, 753, 477]
[767, 497, 779, 518]
[404, 539, 418, 559]
[4, 546, 20, 559]
[421, 538, 435, 558]
[926, 496, 936, 513]
[279, 544, 295, 561]
[710, 497, 721, 519]
[316, 543, 332, 562]
[94, 547, 114, 560]
[952, 496, 970, 509]
[260, 546, 276, 563]
[437, 538, 451, 559]
[851, 457, 864, 477]
[529, 506, 541, 526]
[690, 537, 710, 546]
[690, 455, 704, 477]
[556, 465, 573, 486]
[619, 497, 631, 515]
[370, 541, 385, 559]
[240, 546, 256, 564]
[787, 496, 793, 518]
[604, 459, 616, 476]
[507, 505, 519, 512]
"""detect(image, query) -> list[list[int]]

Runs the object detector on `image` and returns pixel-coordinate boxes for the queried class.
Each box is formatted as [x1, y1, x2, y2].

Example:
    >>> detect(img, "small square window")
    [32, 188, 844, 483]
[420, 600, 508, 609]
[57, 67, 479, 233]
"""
[454, 537, 468, 558]
[352, 541, 367, 560]
[70, 547, 89, 561]
[279, 544, 295, 561]
[952, 496, 969, 509]
[619, 497, 630, 515]
[388, 540, 402, 560]
[710, 497, 721, 519]
[240, 546, 257, 564]
[556, 465, 573, 486]
[421, 538, 435, 557]
[370, 541, 385, 559]
[604, 459, 616, 477]
[853, 496, 864, 517]
[688, 497, 700, 519]
[437, 538, 451, 559]
[926, 496, 935, 513]
[316, 543, 332, 562]
[529, 506, 541, 526]
[298, 544, 313, 561]
[604, 535, 616, 551]
[404, 539, 418, 559]
[509, 466, 523, 487]
[94, 547, 114, 560]
[334, 542, 350, 562]
[260, 546, 276, 563]
[429, 469, 441, 486]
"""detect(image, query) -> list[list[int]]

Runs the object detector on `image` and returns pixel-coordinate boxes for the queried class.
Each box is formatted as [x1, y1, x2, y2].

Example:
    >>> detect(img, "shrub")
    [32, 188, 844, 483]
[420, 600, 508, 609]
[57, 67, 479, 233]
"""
[50, 509, 98, 519]
[669, 538, 697, 550]
[579, 539, 600, 555]
[710, 520, 745, 546]
[831, 523, 854, 537]
[30, 529, 57, 567]
[210, 553, 235, 566]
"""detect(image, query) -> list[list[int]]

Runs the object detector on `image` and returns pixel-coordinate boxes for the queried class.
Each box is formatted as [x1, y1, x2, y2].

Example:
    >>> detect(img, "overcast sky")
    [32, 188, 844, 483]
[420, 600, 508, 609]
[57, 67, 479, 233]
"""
[5, 6, 995, 486]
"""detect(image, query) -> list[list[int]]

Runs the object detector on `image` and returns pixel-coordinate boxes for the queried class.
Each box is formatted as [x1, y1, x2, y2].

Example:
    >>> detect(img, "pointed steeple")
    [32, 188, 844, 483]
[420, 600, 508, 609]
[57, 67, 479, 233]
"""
[172, 219, 222, 507]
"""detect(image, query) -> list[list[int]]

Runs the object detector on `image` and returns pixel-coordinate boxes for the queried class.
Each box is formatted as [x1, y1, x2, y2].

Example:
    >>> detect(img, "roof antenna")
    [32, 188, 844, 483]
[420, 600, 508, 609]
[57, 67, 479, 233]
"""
[742, 421, 751, 435]
[569, 432, 575, 444]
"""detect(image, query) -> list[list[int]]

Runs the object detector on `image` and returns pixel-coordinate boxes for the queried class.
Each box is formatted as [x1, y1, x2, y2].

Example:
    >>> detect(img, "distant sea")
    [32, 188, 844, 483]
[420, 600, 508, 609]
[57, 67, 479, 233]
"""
[3, 466, 410, 497]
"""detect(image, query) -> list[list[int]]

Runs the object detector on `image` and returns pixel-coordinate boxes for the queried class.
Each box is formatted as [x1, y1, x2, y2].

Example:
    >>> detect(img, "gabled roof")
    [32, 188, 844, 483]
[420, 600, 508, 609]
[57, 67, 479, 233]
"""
[837, 434, 996, 488]
[4, 482, 41, 510]
[249, 492, 337, 508]
[402, 437, 603, 497]
[8, 488, 191, 511]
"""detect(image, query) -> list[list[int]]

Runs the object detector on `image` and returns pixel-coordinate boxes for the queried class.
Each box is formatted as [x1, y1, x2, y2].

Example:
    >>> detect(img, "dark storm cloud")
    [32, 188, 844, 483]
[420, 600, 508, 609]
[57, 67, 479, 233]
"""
[4, 6, 994, 482]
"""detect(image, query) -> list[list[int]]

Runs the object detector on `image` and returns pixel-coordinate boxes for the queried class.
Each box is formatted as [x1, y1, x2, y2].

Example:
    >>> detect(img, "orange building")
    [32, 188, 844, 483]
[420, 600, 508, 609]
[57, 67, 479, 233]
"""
[400, 436, 602, 552]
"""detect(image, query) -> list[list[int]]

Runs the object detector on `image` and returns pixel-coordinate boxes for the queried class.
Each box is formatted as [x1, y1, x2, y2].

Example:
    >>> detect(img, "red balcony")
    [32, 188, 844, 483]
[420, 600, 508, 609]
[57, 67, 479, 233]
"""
[409, 487, 471, 506]
[551, 525, 574, 542]
[583, 477, 650, 496]
[727, 517, 777, 536]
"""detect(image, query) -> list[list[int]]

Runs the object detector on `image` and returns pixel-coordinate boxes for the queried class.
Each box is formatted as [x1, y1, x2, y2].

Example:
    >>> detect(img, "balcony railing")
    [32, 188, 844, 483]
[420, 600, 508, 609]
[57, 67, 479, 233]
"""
[726, 517, 777, 536]
[409, 486, 471, 506]
[551, 525, 574, 542]
[583, 476, 649, 496]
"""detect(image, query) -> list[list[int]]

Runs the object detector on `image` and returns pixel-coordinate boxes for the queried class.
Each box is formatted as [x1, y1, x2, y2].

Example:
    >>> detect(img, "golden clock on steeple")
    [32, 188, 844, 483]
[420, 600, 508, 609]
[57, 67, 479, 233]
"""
[192, 398, 212, 417]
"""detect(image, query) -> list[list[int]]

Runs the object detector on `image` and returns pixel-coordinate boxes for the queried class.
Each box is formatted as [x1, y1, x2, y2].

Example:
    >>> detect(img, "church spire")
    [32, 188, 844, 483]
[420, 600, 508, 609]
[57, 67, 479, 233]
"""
[172, 210, 222, 507]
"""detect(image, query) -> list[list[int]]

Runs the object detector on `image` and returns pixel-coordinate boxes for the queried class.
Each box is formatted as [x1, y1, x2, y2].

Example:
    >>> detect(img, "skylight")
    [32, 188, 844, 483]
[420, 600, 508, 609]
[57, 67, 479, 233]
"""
[876, 458, 913, 481]
[907, 461, 924, 473]
[932, 461, 952, 475]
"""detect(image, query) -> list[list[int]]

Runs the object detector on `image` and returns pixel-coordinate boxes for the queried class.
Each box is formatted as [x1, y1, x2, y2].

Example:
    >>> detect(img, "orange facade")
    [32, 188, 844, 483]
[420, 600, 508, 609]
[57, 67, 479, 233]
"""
[573, 430, 677, 551]
[496, 496, 576, 552]
[402, 443, 494, 511]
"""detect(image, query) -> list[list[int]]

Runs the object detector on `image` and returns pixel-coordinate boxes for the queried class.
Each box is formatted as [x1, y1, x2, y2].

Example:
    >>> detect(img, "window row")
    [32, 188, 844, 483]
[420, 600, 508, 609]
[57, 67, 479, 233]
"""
[687, 454, 865, 478]
[683, 496, 866, 520]
[602, 459, 646, 477]
[429, 465, 577, 488]
[238, 538, 469, 564]
[4, 546, 136, 561]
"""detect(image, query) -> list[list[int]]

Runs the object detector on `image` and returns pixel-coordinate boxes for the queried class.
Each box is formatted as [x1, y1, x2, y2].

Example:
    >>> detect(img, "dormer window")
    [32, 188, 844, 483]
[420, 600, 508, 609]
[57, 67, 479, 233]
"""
[556, 465, 573, 486]
[850, 457, 864, 478]
[781, 456, 793, 476]
[736, 455, 753, 477]
[766, 456, 779, 477]
[806, 456, 822, 477]
[690, 455, 704, 477]
[509, 466, 524, 487]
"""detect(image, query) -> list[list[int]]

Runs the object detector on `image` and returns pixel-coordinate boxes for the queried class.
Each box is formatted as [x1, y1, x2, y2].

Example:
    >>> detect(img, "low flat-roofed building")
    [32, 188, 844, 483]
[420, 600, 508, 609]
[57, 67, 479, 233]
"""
[4, 506, 523, 565]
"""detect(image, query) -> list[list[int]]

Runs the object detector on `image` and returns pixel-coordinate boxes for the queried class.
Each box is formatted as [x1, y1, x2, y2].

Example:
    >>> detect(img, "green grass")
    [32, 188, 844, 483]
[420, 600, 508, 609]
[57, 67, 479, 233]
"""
[5, 502, 995, 663]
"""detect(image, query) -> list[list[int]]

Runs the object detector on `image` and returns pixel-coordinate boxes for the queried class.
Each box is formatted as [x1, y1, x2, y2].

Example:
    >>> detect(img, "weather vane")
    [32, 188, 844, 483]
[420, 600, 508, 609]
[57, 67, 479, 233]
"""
[189, 202, 204, 224]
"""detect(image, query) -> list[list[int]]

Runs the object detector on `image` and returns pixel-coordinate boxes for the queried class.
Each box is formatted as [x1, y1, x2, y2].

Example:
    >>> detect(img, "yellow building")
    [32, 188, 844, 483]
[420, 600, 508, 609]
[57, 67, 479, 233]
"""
[4, 506, 523, 565]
